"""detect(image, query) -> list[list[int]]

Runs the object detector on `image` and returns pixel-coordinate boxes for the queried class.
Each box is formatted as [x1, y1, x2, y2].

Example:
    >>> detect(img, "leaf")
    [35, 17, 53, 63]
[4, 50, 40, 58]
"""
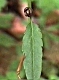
[0, 14, 14, 29]
[0, 33, 16, 47]
[22, 22, 43, 80]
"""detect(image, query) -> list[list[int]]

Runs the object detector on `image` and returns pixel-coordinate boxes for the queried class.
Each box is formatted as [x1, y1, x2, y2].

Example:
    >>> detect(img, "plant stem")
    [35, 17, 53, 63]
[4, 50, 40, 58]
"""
[28, 0, 32, 8]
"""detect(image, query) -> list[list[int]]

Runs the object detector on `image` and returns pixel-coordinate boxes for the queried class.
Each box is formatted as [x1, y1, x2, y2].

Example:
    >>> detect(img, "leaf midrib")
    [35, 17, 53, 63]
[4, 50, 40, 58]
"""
[31, 21, 34, 79]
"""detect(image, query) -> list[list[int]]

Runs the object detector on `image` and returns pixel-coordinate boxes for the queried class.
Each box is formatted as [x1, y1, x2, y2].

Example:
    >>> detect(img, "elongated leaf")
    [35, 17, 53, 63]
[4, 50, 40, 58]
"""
[22, 22, 43, 80]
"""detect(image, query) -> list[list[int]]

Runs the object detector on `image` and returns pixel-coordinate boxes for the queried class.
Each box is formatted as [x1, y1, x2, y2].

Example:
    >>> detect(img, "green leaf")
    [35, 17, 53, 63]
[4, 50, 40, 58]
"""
[22, 22, 43, 80]
[0, 14, 14, 29]
[0, 33, 16, 47]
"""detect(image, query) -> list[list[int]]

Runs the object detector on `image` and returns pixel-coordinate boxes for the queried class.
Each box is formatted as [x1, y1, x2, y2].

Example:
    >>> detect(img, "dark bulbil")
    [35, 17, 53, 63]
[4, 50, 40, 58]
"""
[24, 7, 32, 17]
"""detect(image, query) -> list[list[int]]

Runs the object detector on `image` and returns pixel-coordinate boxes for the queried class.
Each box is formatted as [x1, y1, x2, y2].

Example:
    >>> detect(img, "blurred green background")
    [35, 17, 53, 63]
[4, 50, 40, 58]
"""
[0, 0, 59, 80]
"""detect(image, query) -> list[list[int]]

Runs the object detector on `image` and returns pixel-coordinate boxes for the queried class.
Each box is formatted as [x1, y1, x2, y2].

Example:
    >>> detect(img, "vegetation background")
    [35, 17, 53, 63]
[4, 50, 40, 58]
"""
[0, 0, 59, 80]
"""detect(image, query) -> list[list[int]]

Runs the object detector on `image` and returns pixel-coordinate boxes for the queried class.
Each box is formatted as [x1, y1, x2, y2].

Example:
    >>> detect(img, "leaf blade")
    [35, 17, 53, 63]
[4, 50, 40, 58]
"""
[22, 22, 43, 80]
